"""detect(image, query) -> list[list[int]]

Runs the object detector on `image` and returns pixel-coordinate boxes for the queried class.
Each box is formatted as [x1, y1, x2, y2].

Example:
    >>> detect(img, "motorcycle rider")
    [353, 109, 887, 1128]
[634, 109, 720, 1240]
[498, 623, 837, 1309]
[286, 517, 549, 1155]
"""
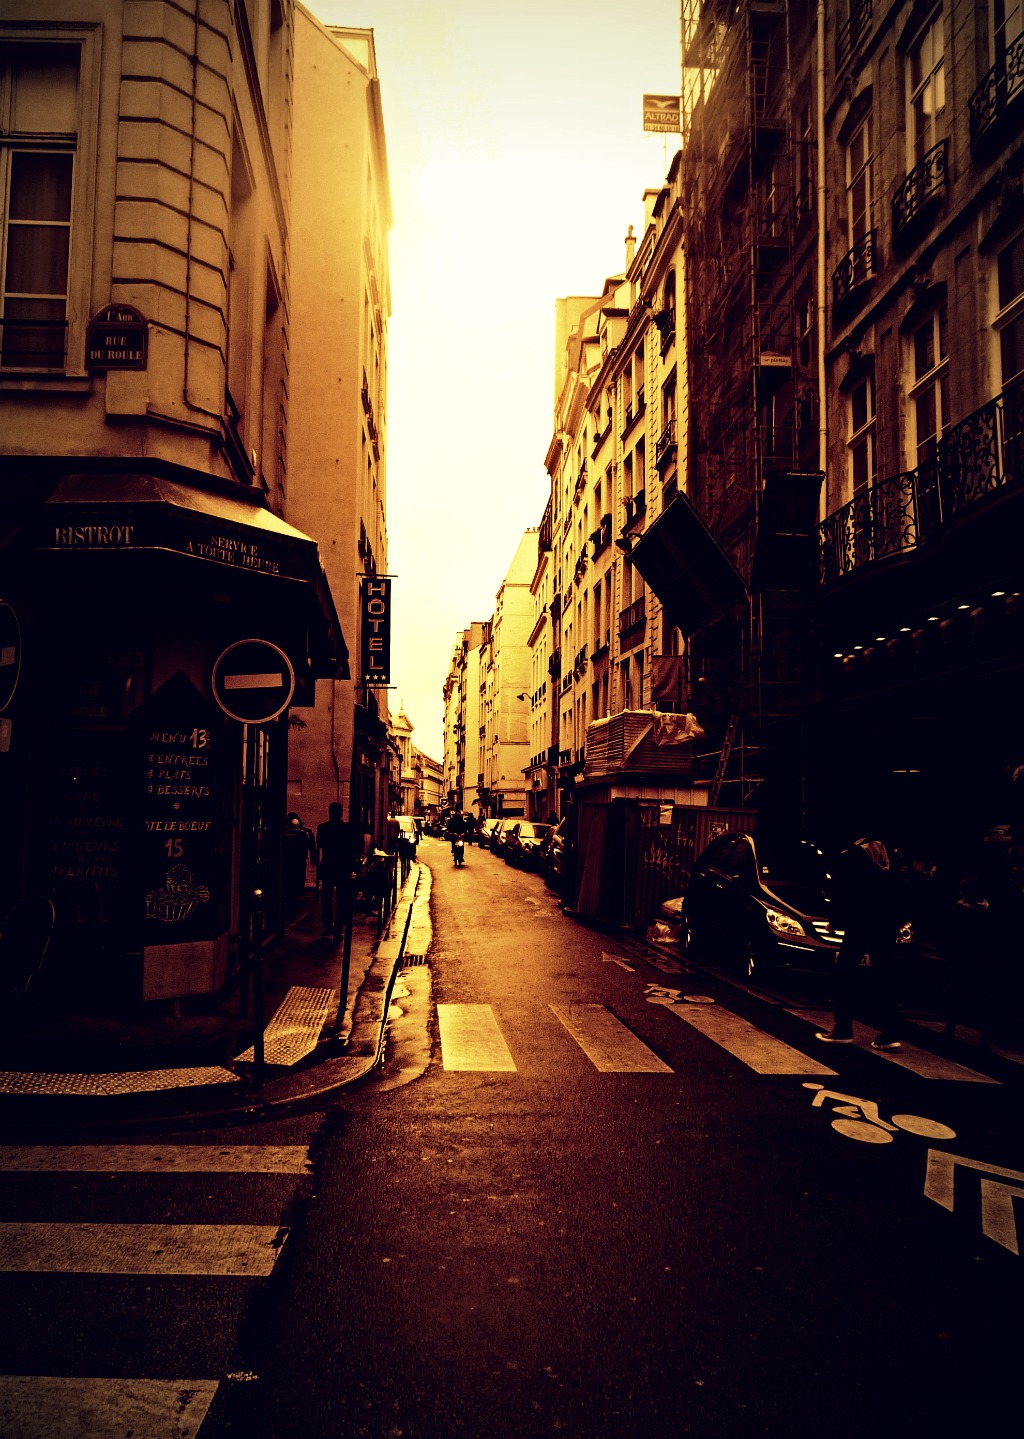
[448, 810, 470, 864]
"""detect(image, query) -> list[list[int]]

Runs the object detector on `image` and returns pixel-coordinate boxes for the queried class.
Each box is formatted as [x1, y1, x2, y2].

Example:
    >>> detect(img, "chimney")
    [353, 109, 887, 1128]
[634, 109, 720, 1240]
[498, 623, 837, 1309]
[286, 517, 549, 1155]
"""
[624, 224, 636, 267]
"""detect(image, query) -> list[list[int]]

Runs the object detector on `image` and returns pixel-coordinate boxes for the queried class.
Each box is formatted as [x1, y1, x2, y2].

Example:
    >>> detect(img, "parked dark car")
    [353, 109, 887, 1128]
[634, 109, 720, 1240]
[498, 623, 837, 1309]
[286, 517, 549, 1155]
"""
[683, 832, 844, 980]
[489, 818, 515, 856]
[544, 817, 569, 888]
[476, 818, 498, 847]
[504, 821, 553, 870]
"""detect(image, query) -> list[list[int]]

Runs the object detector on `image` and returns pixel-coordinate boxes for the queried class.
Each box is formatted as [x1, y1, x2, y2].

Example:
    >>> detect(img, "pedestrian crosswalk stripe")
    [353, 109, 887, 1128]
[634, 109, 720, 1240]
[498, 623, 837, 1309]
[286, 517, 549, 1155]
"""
[667, 1004, 838, 1075]
[788, 1011, 1000, 1083]
[550, 1004, 673, 1072]
[0, 1223, 287, 1276]
[0, 1375, 218, 1439]
[436, 1004, 517, 1071]
[0, 1145, 311, 1174]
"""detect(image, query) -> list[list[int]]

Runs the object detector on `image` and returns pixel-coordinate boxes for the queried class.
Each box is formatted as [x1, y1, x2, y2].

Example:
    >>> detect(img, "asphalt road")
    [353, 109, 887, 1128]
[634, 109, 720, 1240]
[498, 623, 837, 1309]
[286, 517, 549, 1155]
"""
[1, 837, 1020, 1438]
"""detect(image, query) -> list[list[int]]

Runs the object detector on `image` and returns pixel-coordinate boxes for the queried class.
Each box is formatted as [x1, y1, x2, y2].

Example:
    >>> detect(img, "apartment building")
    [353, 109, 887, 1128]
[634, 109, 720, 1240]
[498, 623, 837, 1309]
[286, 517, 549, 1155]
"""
[0, 0, 388, 1010]
[809, 0, 1024, 866]
[287, 11, 392, 843]
[442, 531, 537, 823]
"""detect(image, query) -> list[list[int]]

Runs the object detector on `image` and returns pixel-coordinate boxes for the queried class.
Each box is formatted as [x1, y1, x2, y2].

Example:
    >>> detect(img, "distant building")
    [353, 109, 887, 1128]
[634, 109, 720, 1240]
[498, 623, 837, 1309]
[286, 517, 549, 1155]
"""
[443, 530, 538, 821]
[287, 11, 392, 843]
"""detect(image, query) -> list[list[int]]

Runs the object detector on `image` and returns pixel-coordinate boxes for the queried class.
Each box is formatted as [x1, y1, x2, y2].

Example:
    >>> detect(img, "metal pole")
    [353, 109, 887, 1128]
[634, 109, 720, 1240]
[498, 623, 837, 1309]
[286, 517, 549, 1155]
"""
[337, 879, 354, 1040]
[251, 887, 265, 1081]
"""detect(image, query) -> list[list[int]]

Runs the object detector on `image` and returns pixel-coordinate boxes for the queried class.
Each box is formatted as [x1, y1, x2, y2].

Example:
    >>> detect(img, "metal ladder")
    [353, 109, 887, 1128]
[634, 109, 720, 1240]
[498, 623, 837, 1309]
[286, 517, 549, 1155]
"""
[709, 713, 740, 806]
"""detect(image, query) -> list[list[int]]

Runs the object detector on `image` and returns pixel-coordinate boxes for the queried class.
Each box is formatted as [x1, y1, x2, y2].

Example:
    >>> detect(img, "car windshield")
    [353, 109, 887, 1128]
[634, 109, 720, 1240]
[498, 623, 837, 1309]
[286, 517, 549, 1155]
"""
[754, 837, 833, 915]
[518, 824, 549, 839]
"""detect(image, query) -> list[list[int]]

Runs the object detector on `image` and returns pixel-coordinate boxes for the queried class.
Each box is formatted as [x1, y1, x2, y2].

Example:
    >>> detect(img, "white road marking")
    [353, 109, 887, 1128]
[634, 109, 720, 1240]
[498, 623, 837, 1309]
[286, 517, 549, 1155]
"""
[667, 1005, 837, 1075]
[550, 1004, 673, 1072]
[924, 1151, 1024, 1254]
[437, 1004, 517, 1071]
[0, 1376, 218, 1439]
[790, 1010, 1000, 1082]
[0, 1223, 286, 1276]
[0, 1145, 311, 1174]
[602, 951, 635, 971]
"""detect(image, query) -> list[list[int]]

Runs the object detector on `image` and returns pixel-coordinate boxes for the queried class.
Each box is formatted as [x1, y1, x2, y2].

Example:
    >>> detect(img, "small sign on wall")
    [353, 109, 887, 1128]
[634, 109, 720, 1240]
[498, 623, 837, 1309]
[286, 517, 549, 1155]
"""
[86, 304, 148, 371]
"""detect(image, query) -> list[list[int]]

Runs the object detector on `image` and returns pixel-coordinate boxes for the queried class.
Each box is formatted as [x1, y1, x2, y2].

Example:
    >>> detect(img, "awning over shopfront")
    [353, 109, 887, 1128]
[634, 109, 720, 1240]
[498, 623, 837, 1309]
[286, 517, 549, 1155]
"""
[630, 492, 746, 634]
[27, 473, 348, 678]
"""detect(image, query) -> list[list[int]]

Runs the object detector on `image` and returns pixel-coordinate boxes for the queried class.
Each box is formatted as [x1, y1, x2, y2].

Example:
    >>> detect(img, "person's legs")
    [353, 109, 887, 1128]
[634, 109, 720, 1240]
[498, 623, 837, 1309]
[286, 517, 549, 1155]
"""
[817, 937, 861, 1041]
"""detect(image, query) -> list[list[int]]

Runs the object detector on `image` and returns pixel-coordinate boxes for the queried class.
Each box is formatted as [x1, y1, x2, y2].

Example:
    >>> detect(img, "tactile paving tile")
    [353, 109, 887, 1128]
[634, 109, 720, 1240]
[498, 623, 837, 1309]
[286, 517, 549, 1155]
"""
[0, 1066, 239, 1096]
[234, 985, 335, 1066]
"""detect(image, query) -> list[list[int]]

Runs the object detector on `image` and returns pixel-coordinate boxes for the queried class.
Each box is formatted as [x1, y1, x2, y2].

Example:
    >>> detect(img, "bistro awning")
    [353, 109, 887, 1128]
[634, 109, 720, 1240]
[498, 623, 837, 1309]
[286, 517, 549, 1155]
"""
[630, 492, 747, 634]
[30, 473, 348, 678]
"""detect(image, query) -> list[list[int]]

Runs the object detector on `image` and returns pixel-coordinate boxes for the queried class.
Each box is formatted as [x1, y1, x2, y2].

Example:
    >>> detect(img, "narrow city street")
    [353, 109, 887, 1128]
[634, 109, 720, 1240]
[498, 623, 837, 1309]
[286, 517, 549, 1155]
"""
[4, 842, 1017, 1438]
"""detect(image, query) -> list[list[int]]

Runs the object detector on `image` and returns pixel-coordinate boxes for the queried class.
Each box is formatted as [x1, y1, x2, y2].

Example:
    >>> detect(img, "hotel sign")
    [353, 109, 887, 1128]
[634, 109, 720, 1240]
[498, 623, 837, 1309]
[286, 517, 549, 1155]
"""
[643, 95, 680, 133]
[86, 304, 148, 371]
[361, 575, 392, 686]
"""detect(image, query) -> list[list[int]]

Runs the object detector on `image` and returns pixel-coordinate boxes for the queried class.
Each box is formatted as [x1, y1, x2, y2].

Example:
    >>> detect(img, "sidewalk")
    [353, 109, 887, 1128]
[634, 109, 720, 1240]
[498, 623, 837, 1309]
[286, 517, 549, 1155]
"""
[0, 863, 432, 1132]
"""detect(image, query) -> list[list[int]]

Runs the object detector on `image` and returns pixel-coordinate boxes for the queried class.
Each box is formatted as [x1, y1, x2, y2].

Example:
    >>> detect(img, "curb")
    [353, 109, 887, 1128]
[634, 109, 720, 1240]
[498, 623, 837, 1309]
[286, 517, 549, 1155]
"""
[0, 865, 434, 1135]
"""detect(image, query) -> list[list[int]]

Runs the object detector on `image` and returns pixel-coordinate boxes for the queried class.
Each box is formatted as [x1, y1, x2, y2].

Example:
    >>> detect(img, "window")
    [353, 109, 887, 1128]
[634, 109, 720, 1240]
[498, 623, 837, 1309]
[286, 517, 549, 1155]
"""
[996, 232, 1024, 388]
[846, 116, 873, 247]
[908, 12, 945, 165]
[910, 306, 949, 469]
[994, 0, 1023, 68]
[849, 373, 876, 494]
[0, 44, 79, 369]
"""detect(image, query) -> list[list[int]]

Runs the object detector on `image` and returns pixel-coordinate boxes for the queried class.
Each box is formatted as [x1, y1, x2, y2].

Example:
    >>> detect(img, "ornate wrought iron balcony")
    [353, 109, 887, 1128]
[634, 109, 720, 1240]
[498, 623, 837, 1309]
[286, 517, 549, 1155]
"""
[892, 141, 947, 246]
[969, 29, 1024, 151]
[832, 230, 876, 311]
[819, 374, 1024, 584]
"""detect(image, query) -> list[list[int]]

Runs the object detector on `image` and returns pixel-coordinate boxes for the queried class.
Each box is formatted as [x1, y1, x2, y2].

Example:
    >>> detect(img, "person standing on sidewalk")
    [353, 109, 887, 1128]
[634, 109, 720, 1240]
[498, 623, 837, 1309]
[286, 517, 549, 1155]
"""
[316, 803, 362, 947]
[817, 835, 905, 1050]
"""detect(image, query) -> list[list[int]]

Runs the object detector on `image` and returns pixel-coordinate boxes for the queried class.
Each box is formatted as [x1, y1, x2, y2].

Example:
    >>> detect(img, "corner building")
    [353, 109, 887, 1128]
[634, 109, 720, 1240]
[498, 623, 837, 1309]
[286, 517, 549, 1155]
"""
[0, 1, 352, 1010]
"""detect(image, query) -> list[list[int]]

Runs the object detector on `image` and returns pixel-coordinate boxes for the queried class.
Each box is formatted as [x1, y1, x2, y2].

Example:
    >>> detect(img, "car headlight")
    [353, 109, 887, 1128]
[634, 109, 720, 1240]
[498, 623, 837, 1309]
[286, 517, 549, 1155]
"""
[764, 907, 807, 938]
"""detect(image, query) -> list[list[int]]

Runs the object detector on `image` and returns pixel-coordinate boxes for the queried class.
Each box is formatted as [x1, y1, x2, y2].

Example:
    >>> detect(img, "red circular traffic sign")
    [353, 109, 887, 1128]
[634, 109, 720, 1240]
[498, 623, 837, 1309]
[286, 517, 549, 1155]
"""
[212, 639, 295, 724]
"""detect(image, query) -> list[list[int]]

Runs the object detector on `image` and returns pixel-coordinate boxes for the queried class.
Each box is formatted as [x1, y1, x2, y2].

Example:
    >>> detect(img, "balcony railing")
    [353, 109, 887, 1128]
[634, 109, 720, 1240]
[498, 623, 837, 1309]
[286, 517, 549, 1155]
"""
[892, 141, 947, 245]
[573, 549, 589, 586]
[832, 230, 876, 311]
[573, 645, 589, 675]
[548, 648, 561, 680]
[819, 375, 1024, 584]
[618, 597, 647, 636]
[969, 30, 1024, 151]
[656, 420, 677, 468]
[538, 497, 553, 553]
[835, 0, 872, 73]
[591, 512, 613, 557]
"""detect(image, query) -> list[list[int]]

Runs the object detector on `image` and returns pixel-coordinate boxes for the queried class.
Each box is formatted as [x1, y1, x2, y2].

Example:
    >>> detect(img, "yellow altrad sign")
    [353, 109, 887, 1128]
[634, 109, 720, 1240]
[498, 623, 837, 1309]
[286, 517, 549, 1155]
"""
[643, 94, 680, 133]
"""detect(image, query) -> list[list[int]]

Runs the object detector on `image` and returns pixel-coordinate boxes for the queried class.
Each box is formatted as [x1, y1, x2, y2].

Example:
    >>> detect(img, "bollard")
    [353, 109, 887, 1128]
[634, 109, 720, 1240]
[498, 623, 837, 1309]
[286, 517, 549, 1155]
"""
[251, 887, 265, 1081]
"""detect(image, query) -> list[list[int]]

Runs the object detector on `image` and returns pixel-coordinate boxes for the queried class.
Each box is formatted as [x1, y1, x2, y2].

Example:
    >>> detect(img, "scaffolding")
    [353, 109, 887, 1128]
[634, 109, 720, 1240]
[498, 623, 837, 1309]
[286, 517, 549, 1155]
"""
[681, 0, 816, 808]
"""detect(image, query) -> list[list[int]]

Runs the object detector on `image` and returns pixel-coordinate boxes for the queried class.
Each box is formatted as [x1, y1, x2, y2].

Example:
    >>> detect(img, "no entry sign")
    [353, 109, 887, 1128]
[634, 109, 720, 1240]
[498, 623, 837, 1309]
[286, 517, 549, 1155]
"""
[0, 601, 21, 713]
[212, 639, 295, 723]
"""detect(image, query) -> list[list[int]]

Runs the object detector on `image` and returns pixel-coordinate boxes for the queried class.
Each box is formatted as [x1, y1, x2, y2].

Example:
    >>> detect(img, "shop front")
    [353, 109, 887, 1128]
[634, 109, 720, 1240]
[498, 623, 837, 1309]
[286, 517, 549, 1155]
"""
[0, 468, 347, 1011]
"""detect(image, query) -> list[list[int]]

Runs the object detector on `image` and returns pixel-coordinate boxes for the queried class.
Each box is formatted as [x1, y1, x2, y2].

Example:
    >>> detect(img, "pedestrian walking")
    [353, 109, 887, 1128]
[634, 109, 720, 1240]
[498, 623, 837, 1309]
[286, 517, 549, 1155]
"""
[816, 834, 906, 1050]
[282, 813, 317, 915]
[316, 802, 362, 946]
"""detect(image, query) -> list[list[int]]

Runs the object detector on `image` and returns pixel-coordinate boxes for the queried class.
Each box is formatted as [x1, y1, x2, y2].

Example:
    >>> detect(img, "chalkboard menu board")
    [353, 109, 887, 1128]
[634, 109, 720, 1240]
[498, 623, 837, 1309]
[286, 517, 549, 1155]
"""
[137, 673, 230, 950]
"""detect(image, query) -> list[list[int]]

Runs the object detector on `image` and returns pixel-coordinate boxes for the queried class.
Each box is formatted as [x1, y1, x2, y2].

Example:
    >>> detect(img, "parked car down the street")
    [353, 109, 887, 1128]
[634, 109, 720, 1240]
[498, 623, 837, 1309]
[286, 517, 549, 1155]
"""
[544, 817, 568, 888]
[682, 832, 844, 981]
[476, 818, 498, 847]
[504, 822, 553, 870]
[489, 818, 515, 856]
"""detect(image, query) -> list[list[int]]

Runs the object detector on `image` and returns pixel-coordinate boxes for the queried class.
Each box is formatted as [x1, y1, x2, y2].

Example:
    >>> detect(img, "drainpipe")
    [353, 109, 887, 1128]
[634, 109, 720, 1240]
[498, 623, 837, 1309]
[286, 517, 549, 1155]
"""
[816, 0, 828, 517]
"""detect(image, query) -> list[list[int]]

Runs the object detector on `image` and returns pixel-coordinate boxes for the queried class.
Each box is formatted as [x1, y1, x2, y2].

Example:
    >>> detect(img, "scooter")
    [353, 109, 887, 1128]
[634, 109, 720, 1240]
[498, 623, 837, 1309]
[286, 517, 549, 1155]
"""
[452, 836, 465, 867]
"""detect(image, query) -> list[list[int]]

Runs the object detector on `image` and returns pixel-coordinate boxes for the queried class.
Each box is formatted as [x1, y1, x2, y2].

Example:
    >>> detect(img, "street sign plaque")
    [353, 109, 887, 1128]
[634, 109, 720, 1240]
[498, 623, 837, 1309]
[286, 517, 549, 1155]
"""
[212, 639, 295, 723]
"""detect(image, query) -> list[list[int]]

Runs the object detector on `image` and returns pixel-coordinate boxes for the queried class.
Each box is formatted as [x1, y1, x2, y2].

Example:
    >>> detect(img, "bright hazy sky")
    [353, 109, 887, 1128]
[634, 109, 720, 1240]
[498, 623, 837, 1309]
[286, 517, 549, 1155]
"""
[312, 0, 683, 758]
